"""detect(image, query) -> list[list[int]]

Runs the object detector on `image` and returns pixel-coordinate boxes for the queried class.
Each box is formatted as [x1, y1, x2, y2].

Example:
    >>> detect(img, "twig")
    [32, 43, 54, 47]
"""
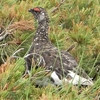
[0, 28, 17, 41]
[11, 48, 24, 58]
[0, 30, 5, 36]
[0, 47, 24, 64]
[31, 70, 51, 80]
[0, 17, 15, 41]
[0, 33, 8, 41]
[51, 0, 65, 13]
[66, 43, 76, 52]
[0, 43, 7, 47]
[24, 53, 46, 66]
[12, 48, 24, 57]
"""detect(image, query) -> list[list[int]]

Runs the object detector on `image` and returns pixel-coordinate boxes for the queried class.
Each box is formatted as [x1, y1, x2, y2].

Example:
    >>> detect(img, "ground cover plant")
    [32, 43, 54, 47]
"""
[0, 0, 100, 99]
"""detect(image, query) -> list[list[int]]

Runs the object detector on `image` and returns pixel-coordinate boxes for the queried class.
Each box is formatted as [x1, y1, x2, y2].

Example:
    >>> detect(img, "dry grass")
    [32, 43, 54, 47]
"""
[0, 0, 100, 100]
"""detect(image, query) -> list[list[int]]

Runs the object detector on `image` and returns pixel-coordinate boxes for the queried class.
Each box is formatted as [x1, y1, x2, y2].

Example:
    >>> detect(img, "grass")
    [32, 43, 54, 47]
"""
[0, 0, 100, 100]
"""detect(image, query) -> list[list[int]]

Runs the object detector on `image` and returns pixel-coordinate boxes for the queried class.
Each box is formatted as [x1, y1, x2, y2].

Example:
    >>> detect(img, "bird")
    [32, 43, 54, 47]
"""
[23, 7, 93, 86]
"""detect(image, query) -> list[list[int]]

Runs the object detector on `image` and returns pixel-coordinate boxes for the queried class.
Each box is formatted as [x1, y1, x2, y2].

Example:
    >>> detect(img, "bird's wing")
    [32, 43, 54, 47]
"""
[41, 47, 93, 85]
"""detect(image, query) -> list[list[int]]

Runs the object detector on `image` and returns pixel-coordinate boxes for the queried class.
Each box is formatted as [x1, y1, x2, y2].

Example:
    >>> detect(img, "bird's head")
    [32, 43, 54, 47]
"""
[28, 7, 49, 22]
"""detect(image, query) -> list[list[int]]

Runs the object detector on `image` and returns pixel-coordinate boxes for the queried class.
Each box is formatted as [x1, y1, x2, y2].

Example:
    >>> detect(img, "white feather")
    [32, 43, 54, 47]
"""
[51, 71, 62, 85]
[40, 12, 45, 21]
[50, 71, 93, 86]
[67, 70, 93, 85]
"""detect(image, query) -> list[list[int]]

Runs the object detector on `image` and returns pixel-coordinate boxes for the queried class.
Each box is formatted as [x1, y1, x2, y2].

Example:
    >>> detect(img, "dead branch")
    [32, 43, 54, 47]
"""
[11, 48, 24, 59]
[0, 33, 8, 41]
[0, 43, 7, 47]
[24, 53, 46, 66]
[66, 43, 76, 52]
[0, 18, 15, 41]
[0, 28, 16, 41]
[30, 70, 51, 79]
[0, 30, 5, 36]
[51, 0, 65, 13]
[0, 48, 24, 64]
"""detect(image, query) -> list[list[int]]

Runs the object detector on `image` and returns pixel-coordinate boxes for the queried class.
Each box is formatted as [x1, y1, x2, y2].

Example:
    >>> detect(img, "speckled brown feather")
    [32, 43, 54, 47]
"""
[23, 7, 93, 86]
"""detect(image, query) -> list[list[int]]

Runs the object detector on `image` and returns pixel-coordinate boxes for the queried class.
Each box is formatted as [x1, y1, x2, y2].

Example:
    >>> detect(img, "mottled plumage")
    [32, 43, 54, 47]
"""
[23, 7, 93, 86]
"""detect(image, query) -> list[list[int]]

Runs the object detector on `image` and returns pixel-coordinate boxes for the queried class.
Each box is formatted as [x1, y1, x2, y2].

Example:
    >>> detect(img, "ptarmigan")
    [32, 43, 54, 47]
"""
[23, 7, 93, 86]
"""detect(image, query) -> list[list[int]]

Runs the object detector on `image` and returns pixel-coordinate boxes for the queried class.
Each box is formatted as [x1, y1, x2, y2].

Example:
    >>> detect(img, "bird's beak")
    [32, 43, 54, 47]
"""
[28, 9, 33, 12]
